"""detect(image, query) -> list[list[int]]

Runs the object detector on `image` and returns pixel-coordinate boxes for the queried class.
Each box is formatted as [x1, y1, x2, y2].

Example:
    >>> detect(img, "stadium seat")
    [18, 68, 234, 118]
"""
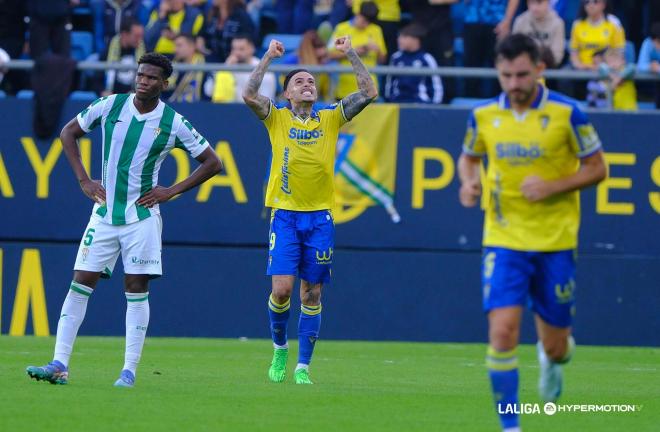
[450, 97, 490, 108]
[69, 90, 97, 101]
[71, 31, 94, 62]
[262, 34, 303, 54]
[0, 90, 6, 98]
[624, 41, 636, 64]
[17, 90, 34, 99]
[638, 101, 657, 110]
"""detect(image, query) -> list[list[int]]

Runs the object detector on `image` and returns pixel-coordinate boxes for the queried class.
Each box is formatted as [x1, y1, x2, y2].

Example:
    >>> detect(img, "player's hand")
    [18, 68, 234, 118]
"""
[521, 175, 555, 202]
[137, 186, 174, 208]
[266, 40, 285, 59]
[459, 180, 481, 207]
[494, 19, 512, 40]
[80, 179, 106, 205]
[334, 36, 352, 53]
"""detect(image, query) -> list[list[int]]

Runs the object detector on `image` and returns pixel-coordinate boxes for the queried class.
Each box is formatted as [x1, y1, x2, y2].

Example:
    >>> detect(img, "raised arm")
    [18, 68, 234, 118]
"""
[242, 39, 284, 119]
[336, 36, 378, 120]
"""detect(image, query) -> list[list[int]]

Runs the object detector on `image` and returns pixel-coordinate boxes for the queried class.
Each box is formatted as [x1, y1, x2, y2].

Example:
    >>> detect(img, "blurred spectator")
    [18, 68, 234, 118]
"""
[0, 0, 27, 93]
[637, 22, 660, 108]
[384, 24, 443, 104]
[587, 47, 637, 110]
[28, 0, 74, 58]
[277, 0, 314, 34]
[512, 0, 565, 68]
[351, 0, 401, 62]
[0, 47, 9, 86]
[202, 0, 255, 62]
[637, 22, 660, 74]
[463, 0, 520, 97]
[328, 1, 386, 99]
[569, 0, 624, 71]
[408, 0, 456, 67]
[91, 0, 144, 54]
[165, 33, 206, 101]
[101, 18, 146, 95]
[281, 30, 331, 101]
[329, 0, 351, 27]
[0, 0, 27, 60]
[205, 34, 275, 102]
[145, 0, 204, 56]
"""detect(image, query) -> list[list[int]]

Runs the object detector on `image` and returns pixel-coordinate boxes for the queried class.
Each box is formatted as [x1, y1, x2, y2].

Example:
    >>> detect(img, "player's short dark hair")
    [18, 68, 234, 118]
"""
[137, 52, 173, 79]
[283, 68, 310, 91]
[232, 33, 255, 46]
[359, 1, 379, 23]
[399, 23, 426, 40]
[495, 33, 541, 64]
[651, 22, 660, 40]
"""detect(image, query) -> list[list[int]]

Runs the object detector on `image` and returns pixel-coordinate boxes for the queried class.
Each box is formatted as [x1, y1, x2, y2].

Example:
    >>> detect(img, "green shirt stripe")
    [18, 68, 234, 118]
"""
[137, 105, 176, 221]
[103, 94, 130, 187]
[112, 116, 146, 225]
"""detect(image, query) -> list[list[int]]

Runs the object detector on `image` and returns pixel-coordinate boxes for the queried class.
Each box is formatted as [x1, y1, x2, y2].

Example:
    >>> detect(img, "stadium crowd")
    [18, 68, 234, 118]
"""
[1, 0, 660, 109]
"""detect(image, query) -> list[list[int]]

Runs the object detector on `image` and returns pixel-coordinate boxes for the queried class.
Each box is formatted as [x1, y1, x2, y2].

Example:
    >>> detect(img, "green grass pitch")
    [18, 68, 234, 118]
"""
[1, 336, 658, 431]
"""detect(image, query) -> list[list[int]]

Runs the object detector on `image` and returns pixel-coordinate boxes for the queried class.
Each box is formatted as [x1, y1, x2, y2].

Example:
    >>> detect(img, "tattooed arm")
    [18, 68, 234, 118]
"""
[242, 39, 284, 119]
[335, 36, 378, 120]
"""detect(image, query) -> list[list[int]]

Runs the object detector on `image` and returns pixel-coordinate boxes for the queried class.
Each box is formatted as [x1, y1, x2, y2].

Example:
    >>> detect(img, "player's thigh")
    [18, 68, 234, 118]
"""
[530, 250, 576, 328]
[267, 209, 301, 277]
[300, 210, 334, 285]
[120, 215, 163, 278]
[74, 217, 121, 279]
[482, 247, 533, 313]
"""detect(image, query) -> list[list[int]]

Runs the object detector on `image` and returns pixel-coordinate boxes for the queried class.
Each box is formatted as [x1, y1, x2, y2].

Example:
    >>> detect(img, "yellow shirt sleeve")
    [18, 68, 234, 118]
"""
[192, 13, 204, 36]
[462, 110, 485, 156]
[611, 22, 625, 50]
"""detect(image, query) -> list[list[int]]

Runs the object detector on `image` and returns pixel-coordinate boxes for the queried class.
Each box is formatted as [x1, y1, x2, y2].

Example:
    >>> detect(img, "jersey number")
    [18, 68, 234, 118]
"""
[269, 232, 276, 251]
[83, 228, 96, 246]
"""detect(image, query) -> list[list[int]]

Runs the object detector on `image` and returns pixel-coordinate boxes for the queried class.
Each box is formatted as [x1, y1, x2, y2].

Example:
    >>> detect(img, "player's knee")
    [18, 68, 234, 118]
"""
[73, 271, 98, 289]
[124, 278, 149, 293]
[489, 324, 518, 351]
[542, 338, 568, 362]
[271, 284, 293, 304]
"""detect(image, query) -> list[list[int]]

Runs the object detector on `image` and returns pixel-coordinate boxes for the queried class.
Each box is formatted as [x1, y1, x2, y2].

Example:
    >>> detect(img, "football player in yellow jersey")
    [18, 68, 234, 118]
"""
[458, 34, 607, 432]
[243, 36, 377, 384]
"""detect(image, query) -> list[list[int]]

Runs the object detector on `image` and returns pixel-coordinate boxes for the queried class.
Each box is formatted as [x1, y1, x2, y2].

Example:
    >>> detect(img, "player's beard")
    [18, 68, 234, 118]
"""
[509, 86, 534, 105]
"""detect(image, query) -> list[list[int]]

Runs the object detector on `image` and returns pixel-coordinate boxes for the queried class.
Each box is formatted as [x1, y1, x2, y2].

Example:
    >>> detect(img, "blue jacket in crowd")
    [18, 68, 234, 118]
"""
[384, 50, 443, 104]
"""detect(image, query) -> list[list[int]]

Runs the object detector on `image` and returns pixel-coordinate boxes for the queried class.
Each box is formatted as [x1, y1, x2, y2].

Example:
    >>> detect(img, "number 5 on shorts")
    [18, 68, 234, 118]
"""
[83, 228, 96, 246]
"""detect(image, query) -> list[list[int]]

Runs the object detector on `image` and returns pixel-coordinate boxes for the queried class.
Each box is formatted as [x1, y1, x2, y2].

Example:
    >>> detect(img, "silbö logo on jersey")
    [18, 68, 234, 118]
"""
[496, 142, 543, 165]
[289, 127, 323, 146]
[281, 147, 292, 195]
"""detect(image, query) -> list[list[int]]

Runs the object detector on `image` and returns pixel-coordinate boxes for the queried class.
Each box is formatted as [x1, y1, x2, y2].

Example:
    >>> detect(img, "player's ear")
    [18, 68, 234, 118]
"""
[535, 60, 546, 76]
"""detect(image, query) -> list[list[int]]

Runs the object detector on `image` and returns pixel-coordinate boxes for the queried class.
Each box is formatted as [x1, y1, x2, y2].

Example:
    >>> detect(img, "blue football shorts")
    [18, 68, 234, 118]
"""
[267, 209, 335, 284]
[481, 247, 577, 328]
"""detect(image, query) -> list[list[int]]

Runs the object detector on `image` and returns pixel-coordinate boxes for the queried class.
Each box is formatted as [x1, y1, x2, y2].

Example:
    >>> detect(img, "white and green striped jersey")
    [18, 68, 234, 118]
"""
[77, 93, 209, 225]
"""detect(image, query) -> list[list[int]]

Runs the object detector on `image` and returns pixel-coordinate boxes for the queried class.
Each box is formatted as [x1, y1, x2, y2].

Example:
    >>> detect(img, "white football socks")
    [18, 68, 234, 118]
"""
[53, 282, 93, 367]
[123, 292, 150, 375]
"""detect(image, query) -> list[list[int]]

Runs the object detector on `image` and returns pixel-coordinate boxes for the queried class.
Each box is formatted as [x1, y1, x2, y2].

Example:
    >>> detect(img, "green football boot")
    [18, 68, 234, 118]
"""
[268, 348, 288, 383]
[294, 368, 313, 384]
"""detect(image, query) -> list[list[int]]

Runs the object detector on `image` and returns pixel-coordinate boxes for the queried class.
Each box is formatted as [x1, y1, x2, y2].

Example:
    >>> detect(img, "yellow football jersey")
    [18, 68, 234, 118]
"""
[570, 18, 625, 66]
[329, 21, 387, 99]
[462, 85, 602, 251]
[263, 101, 349, 211]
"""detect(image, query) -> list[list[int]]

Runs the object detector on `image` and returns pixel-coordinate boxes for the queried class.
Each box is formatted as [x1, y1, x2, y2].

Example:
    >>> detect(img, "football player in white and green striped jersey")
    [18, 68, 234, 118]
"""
[26, 53, 222, 388]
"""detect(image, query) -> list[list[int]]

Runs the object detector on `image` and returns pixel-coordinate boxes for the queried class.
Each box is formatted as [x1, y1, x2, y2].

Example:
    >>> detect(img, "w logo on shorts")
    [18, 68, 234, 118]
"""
[316, 248, 333, 264]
